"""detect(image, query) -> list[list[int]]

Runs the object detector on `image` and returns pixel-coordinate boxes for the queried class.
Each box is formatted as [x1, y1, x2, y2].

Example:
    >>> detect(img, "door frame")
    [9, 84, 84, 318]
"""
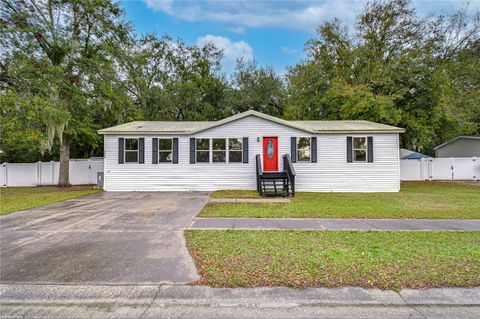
[262, 136, 279, 172]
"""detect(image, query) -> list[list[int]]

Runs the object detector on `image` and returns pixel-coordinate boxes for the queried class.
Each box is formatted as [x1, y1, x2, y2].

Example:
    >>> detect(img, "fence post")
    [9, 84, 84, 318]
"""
[2, 162, 7, 187]
[419, 158, 424, 180]
[474, 157, 477, 181]
[88, 158, 93, 184]
[450, 157, 454, 181]
[428, 158, 433, 180]
[51, 161, 55, 185]
[37, 161, 41, 186]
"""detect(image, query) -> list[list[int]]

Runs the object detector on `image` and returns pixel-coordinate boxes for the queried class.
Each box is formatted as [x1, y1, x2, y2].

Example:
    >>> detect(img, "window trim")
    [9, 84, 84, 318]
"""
[352, 136, 368, 163]
[297, 137, 312, 163]
[124, 138, 139, 164]
[158, 138, 173, 163]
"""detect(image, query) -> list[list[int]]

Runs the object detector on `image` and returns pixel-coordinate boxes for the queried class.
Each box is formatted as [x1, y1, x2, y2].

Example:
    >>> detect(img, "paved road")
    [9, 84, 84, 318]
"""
[0, 192, 210, 284]
[1, 284, 479, 318]
[190, 217, 480, 230]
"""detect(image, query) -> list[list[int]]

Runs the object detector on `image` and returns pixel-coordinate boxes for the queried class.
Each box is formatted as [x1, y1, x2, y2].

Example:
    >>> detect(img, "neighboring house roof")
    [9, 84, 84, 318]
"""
[401, 152, 431, 160]
[434, 135, 480, 150]
[98, 110, 405, 135]
[400, 148, 414, 158]
[400, 148, 430, 159]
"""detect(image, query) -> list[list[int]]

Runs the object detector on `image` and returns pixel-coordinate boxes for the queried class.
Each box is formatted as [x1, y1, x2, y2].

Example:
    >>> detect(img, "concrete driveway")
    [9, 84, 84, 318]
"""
[0, 192, 209, 284]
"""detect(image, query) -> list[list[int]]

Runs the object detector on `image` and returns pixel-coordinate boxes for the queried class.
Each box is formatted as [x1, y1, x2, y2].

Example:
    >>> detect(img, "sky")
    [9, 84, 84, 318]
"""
[120, 0, 477, 74]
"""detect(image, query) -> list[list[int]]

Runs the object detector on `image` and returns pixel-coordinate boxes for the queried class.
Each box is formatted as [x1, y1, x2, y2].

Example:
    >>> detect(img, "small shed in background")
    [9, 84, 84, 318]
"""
[434, 135, 480, 158]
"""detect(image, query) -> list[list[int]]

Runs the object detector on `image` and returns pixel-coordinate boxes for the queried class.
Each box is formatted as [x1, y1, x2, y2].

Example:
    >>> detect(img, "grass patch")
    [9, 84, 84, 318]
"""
[201, 182, 480, 219]
[0, 186, 101, 214]
[186, 230, 480, 290]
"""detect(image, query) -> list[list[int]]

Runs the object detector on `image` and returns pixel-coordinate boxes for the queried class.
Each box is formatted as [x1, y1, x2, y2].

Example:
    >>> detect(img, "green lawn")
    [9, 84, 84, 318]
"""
[186, 230, 480, 290]
[0, 186, 101, 214]
[201, 182, 480, 219]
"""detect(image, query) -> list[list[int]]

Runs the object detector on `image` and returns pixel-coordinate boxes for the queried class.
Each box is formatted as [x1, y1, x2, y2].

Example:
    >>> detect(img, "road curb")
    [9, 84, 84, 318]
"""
[1, 284, 479, 306]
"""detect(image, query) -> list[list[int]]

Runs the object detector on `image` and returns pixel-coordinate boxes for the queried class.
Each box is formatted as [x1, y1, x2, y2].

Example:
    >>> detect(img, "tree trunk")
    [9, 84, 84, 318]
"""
[58, 135, 71, 187]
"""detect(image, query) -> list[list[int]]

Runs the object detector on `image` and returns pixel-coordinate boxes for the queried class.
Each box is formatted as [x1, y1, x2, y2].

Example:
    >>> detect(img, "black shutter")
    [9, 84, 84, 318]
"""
[311, 137, 317, 163]
[242, 137, 249, 163]
[190, 138, 196, 164]
[152, 138, 158, 164]
[173, 138, 179, 164]
[139, 138, 145, 164]
[367, 136, 373, 162]
[118, 138, 124, 164]
[347, 136, 353, 163]
[291, 137, 297, 163]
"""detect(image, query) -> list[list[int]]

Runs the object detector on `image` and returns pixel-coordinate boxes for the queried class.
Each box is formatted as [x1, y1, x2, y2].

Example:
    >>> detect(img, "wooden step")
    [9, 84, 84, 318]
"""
[261, 172, 287, 179]
[262, 180, 286, 184]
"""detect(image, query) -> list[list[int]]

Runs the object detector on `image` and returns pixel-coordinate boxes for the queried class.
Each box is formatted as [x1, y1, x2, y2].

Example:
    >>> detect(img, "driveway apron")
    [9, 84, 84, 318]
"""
[0, 192, 209, 284]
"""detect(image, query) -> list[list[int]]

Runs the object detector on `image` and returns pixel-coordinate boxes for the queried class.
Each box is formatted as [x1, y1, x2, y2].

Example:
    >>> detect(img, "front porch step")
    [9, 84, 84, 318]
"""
[260, 176, 289, 197]
[261, 190, 289, 196]
[256, 154, 295, 197]
[262, 172, 288, 179]
[262, 179, 287, 184]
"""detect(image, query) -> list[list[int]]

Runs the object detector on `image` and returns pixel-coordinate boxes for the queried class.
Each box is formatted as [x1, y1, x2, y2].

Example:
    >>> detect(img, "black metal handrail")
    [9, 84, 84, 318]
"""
[255, 154, 263, 195]
[282, 154, 296, 196]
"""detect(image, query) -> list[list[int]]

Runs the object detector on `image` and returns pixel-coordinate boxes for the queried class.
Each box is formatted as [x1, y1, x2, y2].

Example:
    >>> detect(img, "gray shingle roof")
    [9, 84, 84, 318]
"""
[98, 110, 405, 135]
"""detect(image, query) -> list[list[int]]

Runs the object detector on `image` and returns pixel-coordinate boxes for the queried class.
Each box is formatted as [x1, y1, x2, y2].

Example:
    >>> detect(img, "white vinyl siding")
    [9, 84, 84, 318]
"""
[103, 116, 400, 192]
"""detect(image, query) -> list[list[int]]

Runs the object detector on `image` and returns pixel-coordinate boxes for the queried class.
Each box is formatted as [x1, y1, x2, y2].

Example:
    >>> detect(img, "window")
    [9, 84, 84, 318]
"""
[196, 138, 210, 163]
[267, 140, 275, 158]
[228, 138, 243, 163]
[195, 138, 245, 163]
[212, 138, 226, 162]
[353, 137, 367, 162]
[125, 138, 139, 163]
[297, 137, 311, 162]
[158, 139, 172, 162]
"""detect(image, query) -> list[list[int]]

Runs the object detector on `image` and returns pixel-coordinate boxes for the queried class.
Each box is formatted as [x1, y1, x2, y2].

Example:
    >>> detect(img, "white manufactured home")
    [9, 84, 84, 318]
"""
[98, 110, 405, 193]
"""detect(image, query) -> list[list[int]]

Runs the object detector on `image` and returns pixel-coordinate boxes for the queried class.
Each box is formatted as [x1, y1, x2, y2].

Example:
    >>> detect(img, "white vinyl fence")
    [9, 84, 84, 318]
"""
[1, 158, 103, 187]
[2, 157, 477, 186]
[401, 157, 479, 181]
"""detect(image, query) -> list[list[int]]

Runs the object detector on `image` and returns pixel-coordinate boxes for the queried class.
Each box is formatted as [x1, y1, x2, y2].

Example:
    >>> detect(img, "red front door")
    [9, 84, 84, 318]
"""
[263, 137, 278, 172]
